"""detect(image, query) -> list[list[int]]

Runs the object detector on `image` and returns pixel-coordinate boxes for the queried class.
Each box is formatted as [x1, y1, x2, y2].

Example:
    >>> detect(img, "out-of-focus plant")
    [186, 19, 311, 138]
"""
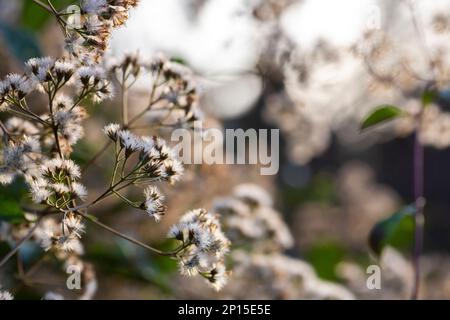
[247, 0, 450, 300]
[359, 3, 442, 299]
[0, 0, 230, 300]
[174, 183, 354, 300]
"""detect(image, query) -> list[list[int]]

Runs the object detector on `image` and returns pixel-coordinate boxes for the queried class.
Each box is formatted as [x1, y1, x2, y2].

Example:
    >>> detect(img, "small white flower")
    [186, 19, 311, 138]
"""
[233, 183, 273, 207]
[22, 136, 40, 153]
[103, 123, 121, 141]
[208, 264, 228, 291]
[4, 73, 35, 97]
[51, 183, 71, 194]
[54, 94, 74, 109]
[81, 0, 107, 14]
[29, 177, 51, 203]
[92, 79, 114, 103]
[0, 80, 7, 95]
[83, 14, 105, 34]
[53, 100, 86, 146]
[41, 159, 81, 179]
[0, 290, 13, 300]
[0, 169, 15, 185]
[41, 232, 83, 254]
[163, 158, 184, 184]
[5, 117, 39, 135]
[76, 65, 113, 102]
[167, 224, 185, 240]
[72, 182, 88, 200]
[63, 213, 85, 238]
[2, 136, 39, 175]
[26, 57, 55, 82]
[168, 208, 230, 290]
[117, 130, 141, 154]
[54, 60, 75, 76]
[77, 65, 104, 83]
[40, 231, 55, 252]
[139, 136, 155, 154]
[142, 186, 165, 221]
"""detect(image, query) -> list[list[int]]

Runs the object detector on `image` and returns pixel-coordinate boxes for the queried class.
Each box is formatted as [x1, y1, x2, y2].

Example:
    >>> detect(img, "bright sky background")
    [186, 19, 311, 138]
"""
[109, 0, 450, 119]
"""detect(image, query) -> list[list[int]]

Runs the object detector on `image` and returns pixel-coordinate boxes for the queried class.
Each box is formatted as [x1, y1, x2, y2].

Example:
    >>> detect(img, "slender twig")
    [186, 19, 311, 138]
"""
[63, 164, 140, 213]
[0, 217, 43, 270]
[407, 0, 437, 80]
[76, 210, 187, 257]
[31, 0, 53, 13]
[81, 140, 112, 173]
[411, 109, 426, 300]
[12, 254, 48, 294]
[81, 73, 163, 172]
[46, 0, 68, 33]
[121, 72, 129, 126]
[407, 1, 430, 300]
[0, 120, 12, 142]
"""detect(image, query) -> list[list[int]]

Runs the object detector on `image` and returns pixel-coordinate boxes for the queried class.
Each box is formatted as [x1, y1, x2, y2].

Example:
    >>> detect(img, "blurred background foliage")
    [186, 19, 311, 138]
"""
[0, 0, 449, 299]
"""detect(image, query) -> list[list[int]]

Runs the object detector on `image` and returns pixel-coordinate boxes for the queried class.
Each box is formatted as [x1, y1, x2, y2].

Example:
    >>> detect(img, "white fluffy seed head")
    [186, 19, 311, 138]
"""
[54, 60, 75, 75]
[208, 264, 228, 291]
[0, 290, 13, 300]
[26, 57, 55, 82]
[29, 178, 51, 203]
[103, 123, 121, 141]
[167, 208, 230, 290]
[117, 130, 141, 154]
[0, 170, 15, 185]
[142, 186, 165, 221]
[63, 213, 85, 237]
[81, 0, 107, 14]
[40, 159, 81, 179]
[72, 182, 88, 200]
[3, 73, 35, 96]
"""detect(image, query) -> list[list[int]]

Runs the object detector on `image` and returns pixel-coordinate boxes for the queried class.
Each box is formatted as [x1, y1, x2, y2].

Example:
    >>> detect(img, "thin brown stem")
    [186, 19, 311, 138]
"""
[82, 74, 163, 172]
[0, 120, 12, 142]
[122, 74, 129, 126]
[31, 0, 53, 13]
[81, 140, 112, 173]
[0, 217, 43, 270]
[77, 210, 185, 257]
[411, 97, 426, 300]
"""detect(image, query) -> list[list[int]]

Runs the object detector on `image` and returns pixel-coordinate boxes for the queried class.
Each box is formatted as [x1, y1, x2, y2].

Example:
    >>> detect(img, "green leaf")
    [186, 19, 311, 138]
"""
[0, 195, 24, 223]
[20, 0, 74, 31]
[20, 1, 52, 31]
[0, 22, 42, 62]
[307, 241, 346, 281]
[170, 57, 187, 65]
[369, 205, 415, 256]
[361, 105, 404, 130]
[422, 89, 437, 108]
[0, 180, 27, 223]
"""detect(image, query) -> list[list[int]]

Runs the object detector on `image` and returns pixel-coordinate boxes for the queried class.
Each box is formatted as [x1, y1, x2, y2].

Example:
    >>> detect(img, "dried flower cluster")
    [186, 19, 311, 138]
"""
[227, 251, 354, 300]
[214, 183, 293, 251]
[106, 53, 202, 129]
[0, 0, 224, 300]
[174, 183, 353, 300]
[0, 212, 95, 299]
[257, 1, 450, 164]
[65, 0, 140, 62]
[168, 209, 230, 291]
[102, 123, 183, 221]
[0, 288, 13, 300]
